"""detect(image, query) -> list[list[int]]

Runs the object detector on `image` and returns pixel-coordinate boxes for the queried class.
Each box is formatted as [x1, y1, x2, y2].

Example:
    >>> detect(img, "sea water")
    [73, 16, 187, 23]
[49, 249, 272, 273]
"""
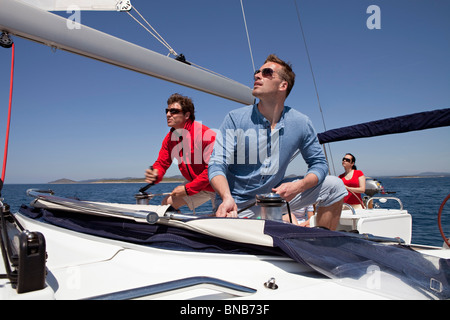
[1, 177, 449, 247]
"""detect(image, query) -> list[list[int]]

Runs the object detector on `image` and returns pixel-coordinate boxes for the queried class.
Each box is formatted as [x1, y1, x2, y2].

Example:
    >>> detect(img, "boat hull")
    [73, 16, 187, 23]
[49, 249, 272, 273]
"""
[0, 211, 421, 300]
[1, 201, 448, 300]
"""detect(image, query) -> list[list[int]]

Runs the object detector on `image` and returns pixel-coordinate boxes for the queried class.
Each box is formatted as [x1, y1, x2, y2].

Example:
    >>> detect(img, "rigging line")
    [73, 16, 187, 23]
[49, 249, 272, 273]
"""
[126, 5, 246, 86]
[188, 61, 241, 83]
[126, 6, 178, 57]
[1, 42, 15, 184]
[240, 0, 255, 73]
[132, 6, 177, 55]
[293, 0, 336, 175]
[126, 6, 235, 83]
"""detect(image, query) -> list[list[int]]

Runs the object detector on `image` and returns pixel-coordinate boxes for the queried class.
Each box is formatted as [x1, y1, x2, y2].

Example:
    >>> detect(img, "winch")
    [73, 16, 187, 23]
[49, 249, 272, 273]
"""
[134, 193, 150, 205]
[255, 193, 286, 221]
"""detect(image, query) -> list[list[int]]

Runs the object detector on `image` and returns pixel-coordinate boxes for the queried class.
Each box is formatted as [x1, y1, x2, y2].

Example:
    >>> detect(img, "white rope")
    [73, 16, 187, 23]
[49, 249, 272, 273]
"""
[240, 0, 255, 73]
[127, 5, 178, 57]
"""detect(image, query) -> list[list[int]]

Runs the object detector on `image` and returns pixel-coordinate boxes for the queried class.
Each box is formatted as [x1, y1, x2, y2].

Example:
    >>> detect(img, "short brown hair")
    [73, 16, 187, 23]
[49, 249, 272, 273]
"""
[264, 54, 295, 97]
[167, 93, 195, 121]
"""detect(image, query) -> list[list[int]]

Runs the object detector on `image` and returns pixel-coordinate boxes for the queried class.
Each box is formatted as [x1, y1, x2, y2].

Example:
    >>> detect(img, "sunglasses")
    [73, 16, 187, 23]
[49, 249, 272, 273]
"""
[254, 68, 275, 78]
[165, 108, 182, 115]
[342, 158, 352, 163]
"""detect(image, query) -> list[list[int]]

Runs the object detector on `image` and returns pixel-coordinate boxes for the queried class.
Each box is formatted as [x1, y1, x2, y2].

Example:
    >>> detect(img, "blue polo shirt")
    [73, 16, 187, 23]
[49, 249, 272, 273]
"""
[208, 104, 328, 204]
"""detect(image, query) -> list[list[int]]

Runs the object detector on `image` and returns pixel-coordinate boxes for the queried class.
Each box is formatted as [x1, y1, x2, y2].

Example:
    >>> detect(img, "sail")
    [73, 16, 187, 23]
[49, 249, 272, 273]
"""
[0, 0, 254, 105]
[317, 108, 450, 144]
[16, 0, 130, 11]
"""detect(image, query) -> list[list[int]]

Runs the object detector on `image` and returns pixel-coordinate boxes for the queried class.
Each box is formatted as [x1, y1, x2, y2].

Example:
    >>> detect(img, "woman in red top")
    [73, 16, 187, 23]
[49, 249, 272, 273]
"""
[339, 153, 366, 209]
[145, 93, 216, 211]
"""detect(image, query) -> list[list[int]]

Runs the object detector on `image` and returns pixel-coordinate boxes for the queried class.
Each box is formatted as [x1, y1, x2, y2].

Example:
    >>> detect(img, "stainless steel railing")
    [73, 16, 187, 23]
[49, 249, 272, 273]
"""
[85, 276, 256, 300]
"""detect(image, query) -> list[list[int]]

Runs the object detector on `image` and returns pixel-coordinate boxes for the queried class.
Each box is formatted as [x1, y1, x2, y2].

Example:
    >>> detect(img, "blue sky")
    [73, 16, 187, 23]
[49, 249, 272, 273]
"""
[0, 0, 449, 184]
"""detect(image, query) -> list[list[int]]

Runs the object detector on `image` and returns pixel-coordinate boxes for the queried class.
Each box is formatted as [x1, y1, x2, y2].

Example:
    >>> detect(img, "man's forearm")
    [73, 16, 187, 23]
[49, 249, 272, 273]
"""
[210, 175, 233, 201]
[301, 172, 319, 191]
[210, 174, 238, 217]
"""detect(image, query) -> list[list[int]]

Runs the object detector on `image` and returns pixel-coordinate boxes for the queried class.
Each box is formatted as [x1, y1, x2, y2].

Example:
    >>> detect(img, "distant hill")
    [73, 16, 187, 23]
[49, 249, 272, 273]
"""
[48, 178, 78, 184]
[48, 172, 450, 184]
[387, 172, 450, 179]
[417, 172, 450, 177]
[48, 175, 186, 184]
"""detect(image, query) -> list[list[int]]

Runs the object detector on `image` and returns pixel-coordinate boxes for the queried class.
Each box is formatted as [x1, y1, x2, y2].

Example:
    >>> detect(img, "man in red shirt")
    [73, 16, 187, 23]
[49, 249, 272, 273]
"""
[145, 93, 216, 211]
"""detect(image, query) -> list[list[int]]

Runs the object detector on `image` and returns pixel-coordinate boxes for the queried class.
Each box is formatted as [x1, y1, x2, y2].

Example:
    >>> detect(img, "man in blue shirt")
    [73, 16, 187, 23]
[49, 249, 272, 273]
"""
[208, 54, 346, 230]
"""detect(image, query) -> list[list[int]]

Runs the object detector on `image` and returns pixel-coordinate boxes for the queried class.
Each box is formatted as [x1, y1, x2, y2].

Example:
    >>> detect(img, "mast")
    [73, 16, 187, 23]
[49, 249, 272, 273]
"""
[0, 0, 254, 105]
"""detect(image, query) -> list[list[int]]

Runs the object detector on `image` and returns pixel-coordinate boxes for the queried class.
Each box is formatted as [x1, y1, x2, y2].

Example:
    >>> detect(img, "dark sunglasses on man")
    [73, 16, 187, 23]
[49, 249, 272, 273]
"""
[165, 108, 182, 115]
[254, 68, 275, 78]
[254, 67, 287, 82]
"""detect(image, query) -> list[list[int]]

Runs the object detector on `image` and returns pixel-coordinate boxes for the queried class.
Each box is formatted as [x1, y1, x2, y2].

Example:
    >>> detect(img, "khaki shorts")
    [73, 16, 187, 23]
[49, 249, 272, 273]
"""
[236, 175, 346, 217]
[183, 190, 216, 212]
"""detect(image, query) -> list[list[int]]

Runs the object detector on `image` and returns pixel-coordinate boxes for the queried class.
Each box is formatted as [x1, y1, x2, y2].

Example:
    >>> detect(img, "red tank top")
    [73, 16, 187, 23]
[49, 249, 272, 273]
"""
[339, 170, 364, 205]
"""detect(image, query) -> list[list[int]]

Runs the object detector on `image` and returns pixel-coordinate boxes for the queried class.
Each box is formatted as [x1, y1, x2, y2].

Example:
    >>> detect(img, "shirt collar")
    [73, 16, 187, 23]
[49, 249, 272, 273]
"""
[170, 119, 194, 133]
[253, 103, 286, 130]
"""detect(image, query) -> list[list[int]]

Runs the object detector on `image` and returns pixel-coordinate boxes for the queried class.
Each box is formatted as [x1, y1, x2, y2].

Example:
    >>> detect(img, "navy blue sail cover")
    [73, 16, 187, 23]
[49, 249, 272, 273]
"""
[264, 221, 450, 299]
[317, 108, 450, 144]
[19, 205, 284, 256]
[19, 205, 450, 299]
